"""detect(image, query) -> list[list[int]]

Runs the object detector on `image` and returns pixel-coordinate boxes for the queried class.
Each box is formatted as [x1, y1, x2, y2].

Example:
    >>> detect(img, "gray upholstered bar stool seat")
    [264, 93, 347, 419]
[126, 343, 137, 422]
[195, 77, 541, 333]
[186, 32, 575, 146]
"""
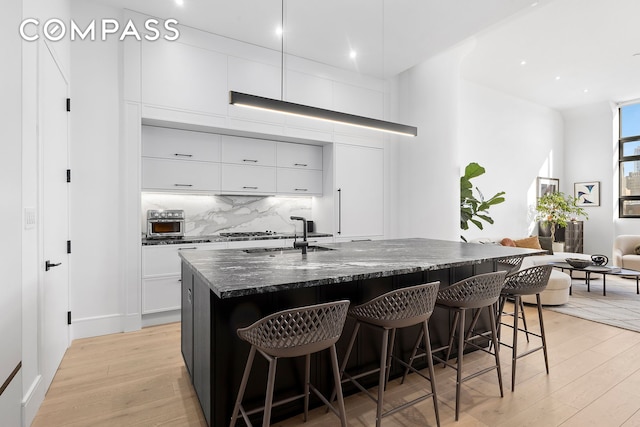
[230, 300, 350, 427]
[403, 271, 506, 421]
[498, 264, 552, 391]
[333, 282, 441, 427]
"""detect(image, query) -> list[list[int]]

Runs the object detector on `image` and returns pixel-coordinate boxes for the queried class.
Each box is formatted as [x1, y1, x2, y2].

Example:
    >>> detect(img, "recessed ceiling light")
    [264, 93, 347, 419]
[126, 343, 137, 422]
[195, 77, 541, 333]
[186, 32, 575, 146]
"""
[275, 26, 283, 37]
[531, 2, 539, 7]
[175, 0, 184, 6]
[349, 50, 357, 59]
[520, 60, 527, 66]
[583, 89, 589, 93]
[555, 76, 561, 80]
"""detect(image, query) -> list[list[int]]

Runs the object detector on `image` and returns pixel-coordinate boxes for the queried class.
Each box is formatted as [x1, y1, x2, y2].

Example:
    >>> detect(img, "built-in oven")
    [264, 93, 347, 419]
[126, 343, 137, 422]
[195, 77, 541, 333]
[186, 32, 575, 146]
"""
[147, 209, 185, 239]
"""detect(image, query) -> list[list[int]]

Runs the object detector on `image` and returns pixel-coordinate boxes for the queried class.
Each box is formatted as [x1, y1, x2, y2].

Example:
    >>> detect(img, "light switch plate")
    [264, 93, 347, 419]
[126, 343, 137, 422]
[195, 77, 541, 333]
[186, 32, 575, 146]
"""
[24, 207, 36, 229]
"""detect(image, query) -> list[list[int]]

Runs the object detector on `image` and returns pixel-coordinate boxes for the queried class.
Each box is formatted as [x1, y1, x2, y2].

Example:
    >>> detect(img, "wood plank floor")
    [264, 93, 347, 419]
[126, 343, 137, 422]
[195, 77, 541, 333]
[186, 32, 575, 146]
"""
[33, 305, 640, 426]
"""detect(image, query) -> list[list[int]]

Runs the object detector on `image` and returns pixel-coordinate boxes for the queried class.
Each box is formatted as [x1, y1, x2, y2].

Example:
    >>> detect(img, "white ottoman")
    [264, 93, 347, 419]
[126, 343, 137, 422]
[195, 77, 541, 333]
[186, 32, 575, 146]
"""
[521, 269, 571, 305]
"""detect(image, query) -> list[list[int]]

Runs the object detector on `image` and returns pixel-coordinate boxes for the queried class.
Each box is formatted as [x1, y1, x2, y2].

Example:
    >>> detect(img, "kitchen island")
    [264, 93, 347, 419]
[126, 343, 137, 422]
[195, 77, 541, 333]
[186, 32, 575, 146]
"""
[179, 238, 539, 426]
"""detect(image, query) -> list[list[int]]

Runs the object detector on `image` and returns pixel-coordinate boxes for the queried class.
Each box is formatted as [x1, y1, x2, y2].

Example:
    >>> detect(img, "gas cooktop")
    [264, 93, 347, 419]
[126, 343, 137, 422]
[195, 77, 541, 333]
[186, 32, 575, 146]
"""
[219, 231, 277, 238]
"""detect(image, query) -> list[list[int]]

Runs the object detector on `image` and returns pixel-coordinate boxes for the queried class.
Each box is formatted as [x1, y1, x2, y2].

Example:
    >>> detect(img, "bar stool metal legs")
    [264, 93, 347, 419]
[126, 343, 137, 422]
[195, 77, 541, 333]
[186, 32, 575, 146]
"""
[403, 271, 506, 421]
[499, 265, 552, 391]
[230, 300, 350, 427]
[333, 282, 441, 427]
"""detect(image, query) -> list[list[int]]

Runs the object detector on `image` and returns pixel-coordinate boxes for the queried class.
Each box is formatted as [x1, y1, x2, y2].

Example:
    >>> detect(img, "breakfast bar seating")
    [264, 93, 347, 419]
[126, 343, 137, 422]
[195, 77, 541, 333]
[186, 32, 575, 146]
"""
[179, 238, 541, 426]
[332, 282, 441, 427]
[230, 300, 350, 427]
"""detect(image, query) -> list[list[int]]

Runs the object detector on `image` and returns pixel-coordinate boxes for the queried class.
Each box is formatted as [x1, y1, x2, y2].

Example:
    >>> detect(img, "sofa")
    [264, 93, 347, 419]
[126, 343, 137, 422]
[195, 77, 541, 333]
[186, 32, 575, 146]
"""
[471, 235, 593, 305]
[613, 235, 640, 271]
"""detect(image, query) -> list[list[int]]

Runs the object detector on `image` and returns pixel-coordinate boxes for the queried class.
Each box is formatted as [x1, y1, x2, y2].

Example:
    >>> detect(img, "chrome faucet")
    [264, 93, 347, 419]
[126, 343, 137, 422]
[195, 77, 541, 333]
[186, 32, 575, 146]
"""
[290, 216, 308, 255]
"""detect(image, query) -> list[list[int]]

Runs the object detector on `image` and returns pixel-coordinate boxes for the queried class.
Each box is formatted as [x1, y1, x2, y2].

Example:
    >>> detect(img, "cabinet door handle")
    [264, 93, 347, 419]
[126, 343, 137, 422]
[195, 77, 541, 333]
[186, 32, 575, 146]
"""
[294, 163, 308, 167]
[174, 153, 193, 158]
[243, 186, 258, 189]
[174, 184, 193, 187]
[294, 188, 308, 192]
[243, 159, 258, 163]
[337, 188, 342, 235]
[177, 247, 198, 250]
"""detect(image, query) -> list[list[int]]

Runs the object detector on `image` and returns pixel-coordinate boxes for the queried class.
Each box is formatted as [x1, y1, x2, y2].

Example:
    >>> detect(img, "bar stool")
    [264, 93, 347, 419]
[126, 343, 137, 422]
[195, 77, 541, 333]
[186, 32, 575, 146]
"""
[498, 265, 552, 391]
[404, 271, 506, 421]
[495, 256, 524, 276]
[229, 300, 350, 427]
[333, 282, 441, 427]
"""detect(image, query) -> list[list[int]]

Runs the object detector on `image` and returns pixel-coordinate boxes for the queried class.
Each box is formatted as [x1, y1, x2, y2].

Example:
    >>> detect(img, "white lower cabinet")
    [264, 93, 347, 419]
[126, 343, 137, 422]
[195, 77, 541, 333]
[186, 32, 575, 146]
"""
[143, 276, 182, 313]
[141, 243, 226, 318]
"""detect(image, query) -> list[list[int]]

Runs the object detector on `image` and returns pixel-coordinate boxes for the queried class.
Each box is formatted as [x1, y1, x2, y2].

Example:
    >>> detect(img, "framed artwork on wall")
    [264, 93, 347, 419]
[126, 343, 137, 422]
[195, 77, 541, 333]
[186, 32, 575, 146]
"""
[537, 177, 559, 197]
[574, 181, 600, 206]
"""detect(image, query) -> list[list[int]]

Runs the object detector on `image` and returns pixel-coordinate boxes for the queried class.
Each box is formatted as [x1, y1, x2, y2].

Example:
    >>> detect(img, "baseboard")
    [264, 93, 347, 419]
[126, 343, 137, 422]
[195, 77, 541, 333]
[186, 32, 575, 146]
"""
[71, 313, 128, 340]
[142, 310, 180, 327]
[22, 374, 43, 427]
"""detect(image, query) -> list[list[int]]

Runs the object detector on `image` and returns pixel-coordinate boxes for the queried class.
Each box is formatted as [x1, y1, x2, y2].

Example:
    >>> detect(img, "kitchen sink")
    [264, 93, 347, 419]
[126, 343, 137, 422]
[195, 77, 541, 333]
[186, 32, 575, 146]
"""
[243, 246, 334, 254]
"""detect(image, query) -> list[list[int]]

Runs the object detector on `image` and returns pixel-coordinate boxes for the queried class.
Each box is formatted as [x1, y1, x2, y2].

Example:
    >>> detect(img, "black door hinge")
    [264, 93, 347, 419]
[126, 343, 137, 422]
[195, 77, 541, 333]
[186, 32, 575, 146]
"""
[66, 98, 71, 112]
[67, 169, 71, 183]
[67, 311, 71, 325]
[67, 240, 71, 254]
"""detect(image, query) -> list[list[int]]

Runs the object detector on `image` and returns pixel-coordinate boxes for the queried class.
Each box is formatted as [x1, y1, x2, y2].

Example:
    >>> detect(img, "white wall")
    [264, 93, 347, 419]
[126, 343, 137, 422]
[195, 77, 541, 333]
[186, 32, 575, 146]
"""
[458, 81, 564, 242]
[1, 0, 24, 425]
[389, 43, 473, 241]
[68, 0, 124, 338]
[563, 102, 617, 256]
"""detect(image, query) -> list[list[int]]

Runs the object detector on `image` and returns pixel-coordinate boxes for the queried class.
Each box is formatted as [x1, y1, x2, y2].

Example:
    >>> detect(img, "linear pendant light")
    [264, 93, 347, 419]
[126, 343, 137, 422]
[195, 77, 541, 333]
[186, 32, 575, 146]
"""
[229, 91, 417, 137]
[228, 1, 416, 138]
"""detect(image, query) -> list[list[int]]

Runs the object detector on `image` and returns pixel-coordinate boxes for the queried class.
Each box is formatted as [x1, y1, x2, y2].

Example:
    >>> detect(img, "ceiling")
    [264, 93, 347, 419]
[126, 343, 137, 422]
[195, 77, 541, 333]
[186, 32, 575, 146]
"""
[91, 0, 640, 111]
[462, 0, 640, 111]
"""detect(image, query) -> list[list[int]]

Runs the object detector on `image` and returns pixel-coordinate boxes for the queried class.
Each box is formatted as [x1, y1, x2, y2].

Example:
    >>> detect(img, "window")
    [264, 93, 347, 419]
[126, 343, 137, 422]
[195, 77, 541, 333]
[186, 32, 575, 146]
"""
[619, 102, 640, 217]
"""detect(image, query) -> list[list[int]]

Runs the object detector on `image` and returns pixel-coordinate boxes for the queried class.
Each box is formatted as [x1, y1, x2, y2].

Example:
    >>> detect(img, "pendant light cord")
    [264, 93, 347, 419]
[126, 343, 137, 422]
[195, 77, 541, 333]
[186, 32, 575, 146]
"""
[281, 0, 284, 101]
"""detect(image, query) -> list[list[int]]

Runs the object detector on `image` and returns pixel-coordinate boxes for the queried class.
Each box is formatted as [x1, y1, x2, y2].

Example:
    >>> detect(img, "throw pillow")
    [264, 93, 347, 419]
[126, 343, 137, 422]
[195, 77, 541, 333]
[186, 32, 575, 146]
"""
[500, 238, 516, 247]
[514, 236, 542, 250]
[538, 236, 554, 255]
[635, 244, 640, 255]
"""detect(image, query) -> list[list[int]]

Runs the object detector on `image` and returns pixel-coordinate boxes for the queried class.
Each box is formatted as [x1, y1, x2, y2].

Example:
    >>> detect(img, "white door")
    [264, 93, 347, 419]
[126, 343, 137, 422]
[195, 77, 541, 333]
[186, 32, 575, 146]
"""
[40, 42, 70, 388]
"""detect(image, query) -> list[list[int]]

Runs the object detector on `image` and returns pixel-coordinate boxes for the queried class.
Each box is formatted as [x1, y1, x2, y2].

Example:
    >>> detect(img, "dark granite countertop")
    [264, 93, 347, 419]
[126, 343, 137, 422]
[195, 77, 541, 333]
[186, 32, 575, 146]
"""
[142, 232, 333, 246]
[179, 238, 542, 299]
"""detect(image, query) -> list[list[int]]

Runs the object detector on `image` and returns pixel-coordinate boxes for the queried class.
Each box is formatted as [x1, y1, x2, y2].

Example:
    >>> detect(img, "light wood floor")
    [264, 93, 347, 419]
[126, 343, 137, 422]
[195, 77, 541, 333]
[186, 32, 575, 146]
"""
[33, 305, 640, 426]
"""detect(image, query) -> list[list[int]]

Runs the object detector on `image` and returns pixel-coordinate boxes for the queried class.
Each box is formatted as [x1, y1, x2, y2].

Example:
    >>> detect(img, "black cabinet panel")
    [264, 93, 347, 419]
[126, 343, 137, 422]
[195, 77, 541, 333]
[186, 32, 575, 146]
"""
[183, 260, 496, 426]
[180, 265, 193, 377]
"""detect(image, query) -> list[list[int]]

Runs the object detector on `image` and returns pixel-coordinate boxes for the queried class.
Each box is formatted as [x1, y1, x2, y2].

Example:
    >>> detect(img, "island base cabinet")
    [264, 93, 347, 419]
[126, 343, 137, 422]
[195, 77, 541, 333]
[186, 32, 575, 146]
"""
[182, 260, 496, 427]
[180, 266, 194, 377]
[192, 274, 212, 426]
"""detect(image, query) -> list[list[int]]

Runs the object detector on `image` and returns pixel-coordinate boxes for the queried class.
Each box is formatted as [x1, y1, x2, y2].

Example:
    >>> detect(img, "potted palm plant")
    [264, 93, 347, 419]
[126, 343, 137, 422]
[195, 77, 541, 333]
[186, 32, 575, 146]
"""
[535, 191, 588, 244]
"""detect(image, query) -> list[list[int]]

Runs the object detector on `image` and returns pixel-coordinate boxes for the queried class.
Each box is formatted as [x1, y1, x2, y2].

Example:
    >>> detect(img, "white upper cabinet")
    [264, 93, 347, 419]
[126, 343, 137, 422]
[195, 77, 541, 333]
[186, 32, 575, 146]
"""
[141, 41, 228, 116]
[142, 158, 221, 193]
[142, 126, 221, 162]
[276, 143, 322, 170]
[220, 135, 276, 166]
[276, 169, 322, 195]
[221, 164, 276, 194]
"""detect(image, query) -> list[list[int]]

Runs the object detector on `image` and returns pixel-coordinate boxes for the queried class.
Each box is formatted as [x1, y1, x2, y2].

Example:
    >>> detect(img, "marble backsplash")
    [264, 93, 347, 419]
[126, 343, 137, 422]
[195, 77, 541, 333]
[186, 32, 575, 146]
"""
[141, 193, 313, 237]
